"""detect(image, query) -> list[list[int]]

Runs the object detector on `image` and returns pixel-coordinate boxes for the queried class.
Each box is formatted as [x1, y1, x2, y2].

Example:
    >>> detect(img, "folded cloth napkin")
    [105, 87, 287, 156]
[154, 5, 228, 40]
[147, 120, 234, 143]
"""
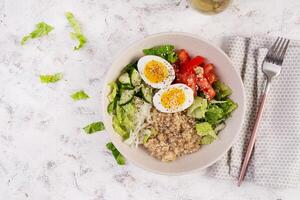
[208, 36, 300, 188]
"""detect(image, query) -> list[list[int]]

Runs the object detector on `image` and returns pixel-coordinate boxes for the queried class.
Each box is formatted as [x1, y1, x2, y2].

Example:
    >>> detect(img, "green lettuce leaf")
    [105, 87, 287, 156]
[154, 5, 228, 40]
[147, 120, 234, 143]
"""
[213, 80, 232, 100]
[106, 142, 126, 165]
[115, 103, 136, 135]
[187, 97, 208, 119]
[40, 73, 63, 83]
[107, 100, 116, 115]
[196, 122, 218, 145]
[205, 104, 224, 126]
[205, 98, 238, 127]
[71, 90, 89, 101]
[107, 82, 118, 102]
[21, 22, 54, 45]
[112, 116, 129, 138]
[218, 99, 238, 116]
[196, 122, 217, 137]
[83, 121, 105, 134]
[143, 45, 178, 63]
[201, 135, 217, 145]
[65, 12, 87, 50]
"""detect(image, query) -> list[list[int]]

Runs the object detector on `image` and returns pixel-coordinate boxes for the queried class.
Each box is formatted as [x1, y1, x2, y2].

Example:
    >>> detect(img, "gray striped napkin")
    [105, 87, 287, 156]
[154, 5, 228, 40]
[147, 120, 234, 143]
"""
[208, 36, 300, 188]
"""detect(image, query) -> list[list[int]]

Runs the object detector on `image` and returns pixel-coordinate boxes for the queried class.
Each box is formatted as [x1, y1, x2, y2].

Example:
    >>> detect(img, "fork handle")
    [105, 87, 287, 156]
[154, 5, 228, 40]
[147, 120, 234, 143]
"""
[237, 81, 271, 186]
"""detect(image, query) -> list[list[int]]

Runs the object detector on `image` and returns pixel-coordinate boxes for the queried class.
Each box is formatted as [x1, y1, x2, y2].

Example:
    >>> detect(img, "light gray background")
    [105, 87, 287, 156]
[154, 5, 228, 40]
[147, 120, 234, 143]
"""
[1, 0, 300, 199]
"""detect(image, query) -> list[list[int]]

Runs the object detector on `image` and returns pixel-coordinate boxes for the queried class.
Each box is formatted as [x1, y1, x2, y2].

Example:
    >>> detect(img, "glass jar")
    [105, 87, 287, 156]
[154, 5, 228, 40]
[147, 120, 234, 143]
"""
[192, 0, 232, 14]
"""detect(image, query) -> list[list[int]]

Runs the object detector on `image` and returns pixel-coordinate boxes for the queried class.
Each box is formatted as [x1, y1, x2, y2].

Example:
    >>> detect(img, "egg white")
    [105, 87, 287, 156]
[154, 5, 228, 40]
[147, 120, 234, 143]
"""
[153, 83, 194, 113]
[137, 55, 175, 89]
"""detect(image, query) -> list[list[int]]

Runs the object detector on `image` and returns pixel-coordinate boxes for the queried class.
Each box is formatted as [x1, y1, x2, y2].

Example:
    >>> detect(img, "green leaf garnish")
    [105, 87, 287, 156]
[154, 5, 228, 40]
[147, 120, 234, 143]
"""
[106, 142, 126, 165]
[71, 90, 90, 101]
[83, 122, 105, 134]
[65, 12, 87, 50]
[204, 104, 224, 126]
[143, 45, 178, 63]
[107, 82, 118, 102]
[213, 80, 232, 100]
[196, 122, 218, 145]
[201, 135, 217, 145]
[40, 73, 63, 83]
[84, 122, 104, 133]
[187, 97, 208, 119]
[205, 98, 238, 126]
[218, 99, 238, 116]
[21, 22, 54, 45]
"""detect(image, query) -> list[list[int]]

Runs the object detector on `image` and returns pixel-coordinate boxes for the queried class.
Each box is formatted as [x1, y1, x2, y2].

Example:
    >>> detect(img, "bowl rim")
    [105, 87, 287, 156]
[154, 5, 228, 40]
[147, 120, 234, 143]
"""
[101, 32, 246, 175]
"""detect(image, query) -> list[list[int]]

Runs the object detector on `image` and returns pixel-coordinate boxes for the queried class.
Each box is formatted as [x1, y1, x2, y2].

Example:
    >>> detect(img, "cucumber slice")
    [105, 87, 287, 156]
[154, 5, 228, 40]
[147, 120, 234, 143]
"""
[141, 84, 153, 103]
[116, 104, 124, 123]
[118, 89, 135, 105]
[118, 73, 131, 85]
[119, 83, 134, 90]
[107, 100, 116, 115]
[130, 69, 142, 87]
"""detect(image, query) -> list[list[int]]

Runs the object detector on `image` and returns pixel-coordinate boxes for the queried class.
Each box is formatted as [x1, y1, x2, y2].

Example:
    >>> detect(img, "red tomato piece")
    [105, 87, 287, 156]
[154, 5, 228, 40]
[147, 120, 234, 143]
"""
[176, 72, 197, 96]
[196, 77, 216, 100]
[186, 74, 198, 96]
[206, 88, 216, 100]
[203, 63, 214, 74]
[203, 63, 217, 84]
[177, 49, 190, 65]
[180, 56, 205, 73]
[196, 77, 210, 91]
[206, 72, 217, 85]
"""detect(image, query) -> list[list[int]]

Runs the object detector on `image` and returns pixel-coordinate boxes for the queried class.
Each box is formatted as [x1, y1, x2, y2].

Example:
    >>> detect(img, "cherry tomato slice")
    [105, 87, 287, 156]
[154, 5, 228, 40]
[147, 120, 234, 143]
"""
[176, 72, 197, 96]
[177, 49, 190, 65]
[203, 63, 217, 84]
[203, 63, 214, 75]
[180, 56, 205, 73]
[206, 72, 217, 85]
[196, 77, 216, 100]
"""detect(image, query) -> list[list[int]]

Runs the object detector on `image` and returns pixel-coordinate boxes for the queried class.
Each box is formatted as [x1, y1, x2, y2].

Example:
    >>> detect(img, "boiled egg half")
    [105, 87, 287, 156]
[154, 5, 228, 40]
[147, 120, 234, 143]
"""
[153, 83, 194, 113]
[137, 55, 175, 89]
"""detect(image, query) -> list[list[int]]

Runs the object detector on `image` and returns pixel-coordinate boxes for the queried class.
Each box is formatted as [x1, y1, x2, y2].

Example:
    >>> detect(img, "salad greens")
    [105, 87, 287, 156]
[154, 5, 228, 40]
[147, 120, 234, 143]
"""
[83, 121, 105, 134]
[40, 73, 63, 83]
[71, 90, 90, 101]
[205, 104, 224, 126]
[213, 80, 232, 100]
[21, 22, 54, 45]
[196, 122, 218, 144]
[218, 99, 238, 116]
[187, 81, 237, 144]
[65, 12, 87, 50]
[107, 61, 153, 142]
[143, 45, 178, 63]
[187, 97, 207, 119]
[106, 142, 126, 165]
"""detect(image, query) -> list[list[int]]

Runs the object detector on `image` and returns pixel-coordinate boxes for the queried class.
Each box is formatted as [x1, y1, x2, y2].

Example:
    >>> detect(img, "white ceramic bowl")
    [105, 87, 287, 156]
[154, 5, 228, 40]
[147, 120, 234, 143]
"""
[102, 32, 245, 175]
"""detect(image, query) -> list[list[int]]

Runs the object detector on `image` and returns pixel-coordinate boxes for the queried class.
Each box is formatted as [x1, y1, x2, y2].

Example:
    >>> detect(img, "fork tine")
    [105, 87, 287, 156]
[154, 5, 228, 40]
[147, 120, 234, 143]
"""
[272, 37, 284, 57]
[266, 37, 280, 58]
[278, 39, 290, 65]
[276, 39, 288, 57]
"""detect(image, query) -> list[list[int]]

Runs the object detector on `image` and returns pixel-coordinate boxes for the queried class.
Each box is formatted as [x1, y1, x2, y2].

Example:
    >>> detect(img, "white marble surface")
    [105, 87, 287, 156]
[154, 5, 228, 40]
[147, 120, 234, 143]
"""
[1, 0, 300, 199]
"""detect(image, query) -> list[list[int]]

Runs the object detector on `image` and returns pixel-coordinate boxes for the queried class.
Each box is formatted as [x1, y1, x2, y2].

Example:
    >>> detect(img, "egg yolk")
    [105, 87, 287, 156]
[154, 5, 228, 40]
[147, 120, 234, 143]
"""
[144, 60, 169, 83]
[161, 88, 186, 109]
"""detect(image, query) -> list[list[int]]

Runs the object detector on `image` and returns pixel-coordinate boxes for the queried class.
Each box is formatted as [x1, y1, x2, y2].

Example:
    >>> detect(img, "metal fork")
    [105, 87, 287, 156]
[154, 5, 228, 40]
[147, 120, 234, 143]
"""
[237, 37, 290, 186]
